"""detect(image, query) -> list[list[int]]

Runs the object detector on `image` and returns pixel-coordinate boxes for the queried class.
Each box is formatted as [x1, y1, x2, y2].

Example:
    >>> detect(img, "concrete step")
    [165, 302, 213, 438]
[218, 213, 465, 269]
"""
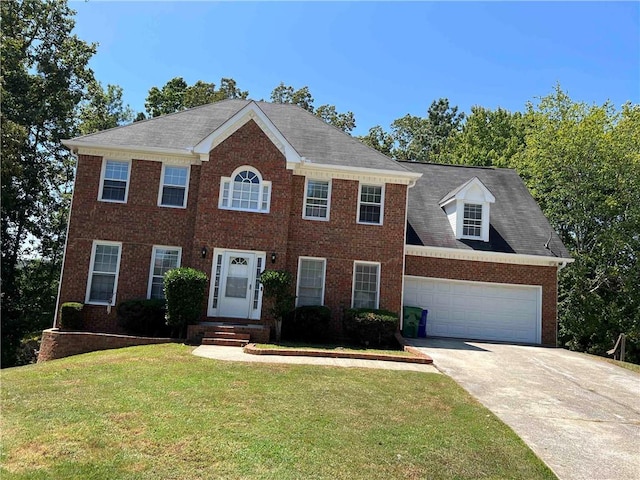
[203, 331, 251, 340]
[201, 338, 249, 347]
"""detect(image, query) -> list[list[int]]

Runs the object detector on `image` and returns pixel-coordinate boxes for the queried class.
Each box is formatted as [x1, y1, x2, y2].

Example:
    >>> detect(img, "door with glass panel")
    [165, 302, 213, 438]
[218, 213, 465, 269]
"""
[212, 252, 264, 318]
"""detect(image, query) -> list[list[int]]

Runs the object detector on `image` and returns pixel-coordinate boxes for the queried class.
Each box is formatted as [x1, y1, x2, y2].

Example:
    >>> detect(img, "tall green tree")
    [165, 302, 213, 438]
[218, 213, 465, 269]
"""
[358, 125, 395, 156]
[78, 80, 134, 135]
[270, 83, 357, 134]
[1, 0, 96, 367]
[515, 87, 640, 362]
[143, 77, 248, 118]
[435, 106, 526, 167]
[390, 98, 464, 162]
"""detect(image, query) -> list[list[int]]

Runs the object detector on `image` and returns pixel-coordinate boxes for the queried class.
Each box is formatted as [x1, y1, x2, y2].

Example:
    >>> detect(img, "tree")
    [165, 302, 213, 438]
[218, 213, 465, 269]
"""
[144, 77, 248, 117]
[78, 80, 134, 135]
[390, 98, 464, 162]
[435, 106, 526, 167]
[270, 83, 356, 134]
[515, 86, 640, 362]
[358, 125, 395, 156]
[1, 0, 96, 367]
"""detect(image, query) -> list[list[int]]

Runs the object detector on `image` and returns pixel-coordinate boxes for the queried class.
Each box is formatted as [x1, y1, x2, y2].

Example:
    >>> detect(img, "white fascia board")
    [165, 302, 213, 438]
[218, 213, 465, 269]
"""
[294, 161, 423, 186]
[62, 140, 199, 164]
[192, 101, 302, 166]
[405, 244, 574, 267]
[439, 177, 495, 207]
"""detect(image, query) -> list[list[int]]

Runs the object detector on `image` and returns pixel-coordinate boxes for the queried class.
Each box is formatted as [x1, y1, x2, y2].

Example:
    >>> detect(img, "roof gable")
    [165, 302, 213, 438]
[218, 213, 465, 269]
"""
[439, 176, 495, 206]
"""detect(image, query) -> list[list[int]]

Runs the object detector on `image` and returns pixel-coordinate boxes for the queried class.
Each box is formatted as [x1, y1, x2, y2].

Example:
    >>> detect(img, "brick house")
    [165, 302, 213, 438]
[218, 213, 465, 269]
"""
[58, 100, 571, 346]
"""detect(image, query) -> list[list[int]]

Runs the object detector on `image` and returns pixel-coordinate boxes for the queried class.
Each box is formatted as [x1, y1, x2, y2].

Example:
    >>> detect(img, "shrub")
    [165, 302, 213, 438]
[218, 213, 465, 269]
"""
[283, 305, 332, 342]
[343, 308, 399, 348]
[59, 302, 84, 330]
[117, 299, 169, 337]
[164, 267, 208, 337]
[259, 270, 295, 343]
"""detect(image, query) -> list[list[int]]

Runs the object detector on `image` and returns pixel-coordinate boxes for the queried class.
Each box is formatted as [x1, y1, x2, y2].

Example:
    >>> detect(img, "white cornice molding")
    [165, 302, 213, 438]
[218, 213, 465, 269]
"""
[193, 101, 302, 166]
[67, 145, 200, 165]
[293, 161, 422, 186]
[405, 244, 574, 267]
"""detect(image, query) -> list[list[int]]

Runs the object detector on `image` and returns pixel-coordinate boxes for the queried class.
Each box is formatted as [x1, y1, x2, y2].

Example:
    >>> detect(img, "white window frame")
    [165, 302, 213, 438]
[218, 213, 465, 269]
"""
[98, 159, 131, 203]
[157, 164, 190, 208]
[296, 256, 327, 307]
[461, 202, 483, 239]
[218, 166, 272, 214]
[147, 245, 182, 300]
[85, 240, 123, 306]
[351, 261, 381, 309]
[356, 183, 385, 226]
[302, 178, 331, 221]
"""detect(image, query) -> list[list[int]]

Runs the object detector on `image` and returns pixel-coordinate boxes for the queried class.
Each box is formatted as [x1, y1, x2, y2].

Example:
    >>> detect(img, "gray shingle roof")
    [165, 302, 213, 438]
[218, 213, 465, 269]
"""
[403, 162, 571, 258]
[69, 99, 411, 173]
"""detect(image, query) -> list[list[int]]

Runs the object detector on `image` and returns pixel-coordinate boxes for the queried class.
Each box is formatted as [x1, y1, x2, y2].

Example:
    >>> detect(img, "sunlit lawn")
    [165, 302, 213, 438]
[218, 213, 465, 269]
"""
[1, 344, 555, 479]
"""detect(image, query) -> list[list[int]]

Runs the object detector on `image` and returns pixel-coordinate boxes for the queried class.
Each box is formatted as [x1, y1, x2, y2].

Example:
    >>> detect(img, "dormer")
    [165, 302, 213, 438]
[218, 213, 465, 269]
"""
[439, 177, 495, 242]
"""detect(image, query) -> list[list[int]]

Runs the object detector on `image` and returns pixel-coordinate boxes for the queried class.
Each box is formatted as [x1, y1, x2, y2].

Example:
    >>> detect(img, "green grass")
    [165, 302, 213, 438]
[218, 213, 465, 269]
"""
[582, 352, 640, 373]
[1, 344, 555, 480]
[254, 342, 414, 357]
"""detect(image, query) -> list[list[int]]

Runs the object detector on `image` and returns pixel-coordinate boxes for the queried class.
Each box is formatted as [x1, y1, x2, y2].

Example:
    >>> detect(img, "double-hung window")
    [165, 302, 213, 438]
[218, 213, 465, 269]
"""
[148, 246, 181, 299]
[462, 203, 482, 238]
[296, 257, 326, 306]
[219, 167, 271, 213]
[303, 179, 331, 220]
[86, 241, 122, 305]
[357, 184, 384, 225]
[159, 165, 189, 208]
[99, 160, 130, 202]
[352, 262, 380, 309]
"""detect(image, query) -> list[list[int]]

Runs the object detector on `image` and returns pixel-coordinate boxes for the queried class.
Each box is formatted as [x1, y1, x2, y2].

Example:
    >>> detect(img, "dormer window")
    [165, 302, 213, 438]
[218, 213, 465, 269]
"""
[462, 203, 482, 238]
[439, 177, 495, 242]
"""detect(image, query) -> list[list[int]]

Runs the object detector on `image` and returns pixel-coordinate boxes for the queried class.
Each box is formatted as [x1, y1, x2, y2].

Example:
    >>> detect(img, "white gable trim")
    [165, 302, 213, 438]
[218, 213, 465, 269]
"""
[63, 143, 200, 165]
[193, 101, 302, 165]
[405, 244, 574, 267]
[439, 177, 495, 207]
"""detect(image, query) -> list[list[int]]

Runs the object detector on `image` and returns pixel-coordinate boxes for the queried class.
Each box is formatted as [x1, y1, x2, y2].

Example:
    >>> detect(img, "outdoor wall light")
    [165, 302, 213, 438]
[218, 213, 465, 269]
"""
[271, 252, 277, 264]
[201, 246, 208, 259]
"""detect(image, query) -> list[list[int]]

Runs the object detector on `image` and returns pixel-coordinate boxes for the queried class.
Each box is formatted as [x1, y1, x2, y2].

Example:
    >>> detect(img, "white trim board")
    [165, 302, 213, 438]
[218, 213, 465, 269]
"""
[405, 244, 574, 267]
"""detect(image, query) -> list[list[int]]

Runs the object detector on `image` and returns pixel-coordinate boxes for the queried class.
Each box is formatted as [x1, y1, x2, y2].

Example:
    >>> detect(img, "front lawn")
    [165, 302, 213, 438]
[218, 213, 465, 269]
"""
[1, 344, 555, 479]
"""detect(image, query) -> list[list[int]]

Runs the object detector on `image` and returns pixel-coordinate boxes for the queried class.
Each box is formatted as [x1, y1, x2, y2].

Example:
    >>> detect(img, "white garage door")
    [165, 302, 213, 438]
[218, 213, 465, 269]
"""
[404, 276, 541, 344]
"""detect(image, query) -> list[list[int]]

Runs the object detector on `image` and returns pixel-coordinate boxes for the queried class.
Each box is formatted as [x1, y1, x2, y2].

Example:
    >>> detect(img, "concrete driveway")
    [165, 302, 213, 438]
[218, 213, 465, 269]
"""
[407, 338, 640, 480]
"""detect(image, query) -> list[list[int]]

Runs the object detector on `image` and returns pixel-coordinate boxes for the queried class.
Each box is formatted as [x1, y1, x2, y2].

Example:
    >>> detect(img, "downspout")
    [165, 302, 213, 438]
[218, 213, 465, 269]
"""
[52, 148, 80, 328]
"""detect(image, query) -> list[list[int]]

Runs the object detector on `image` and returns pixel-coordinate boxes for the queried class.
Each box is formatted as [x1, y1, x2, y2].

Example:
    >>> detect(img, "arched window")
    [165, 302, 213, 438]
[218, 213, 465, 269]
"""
[219, 167, 271, 213]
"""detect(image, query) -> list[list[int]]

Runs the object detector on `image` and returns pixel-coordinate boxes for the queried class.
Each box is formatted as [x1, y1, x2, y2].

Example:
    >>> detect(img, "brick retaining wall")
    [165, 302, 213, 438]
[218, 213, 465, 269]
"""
[37, 328, 176, 362]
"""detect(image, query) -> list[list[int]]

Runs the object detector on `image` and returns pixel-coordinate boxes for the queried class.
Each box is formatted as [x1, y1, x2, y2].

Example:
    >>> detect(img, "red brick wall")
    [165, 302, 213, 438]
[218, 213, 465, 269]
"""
[287, 177, 406, 331]
[57, 119, 409, 336]
[38, 328, 174, 362]
[405, 255, 558, 345]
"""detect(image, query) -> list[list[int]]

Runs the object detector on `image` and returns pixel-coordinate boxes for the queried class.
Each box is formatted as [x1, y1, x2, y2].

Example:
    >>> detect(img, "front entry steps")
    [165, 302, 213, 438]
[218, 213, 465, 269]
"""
[187, 322, 270, 345]
[202, 328, 250, 347]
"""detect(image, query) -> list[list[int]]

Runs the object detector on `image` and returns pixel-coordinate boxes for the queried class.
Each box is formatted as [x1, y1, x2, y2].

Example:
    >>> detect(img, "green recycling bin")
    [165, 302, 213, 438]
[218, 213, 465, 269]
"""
[402, 306, 422, 338]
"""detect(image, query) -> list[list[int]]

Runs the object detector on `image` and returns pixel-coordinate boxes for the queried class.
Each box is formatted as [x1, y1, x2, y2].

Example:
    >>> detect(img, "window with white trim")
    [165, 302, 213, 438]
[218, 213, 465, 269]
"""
[296, 257, 326, 306]
[86, 241, 122, 305]
[219, 167, 271, 213]
[99, 160, 130, 202]
[303, 179, 330, 220]
[159, 165, 189, 208]
[462, 203, 482, 238]
[357, 184, 384, 225]
[352, 262, 380, 309]
[148, 246, 181, 299]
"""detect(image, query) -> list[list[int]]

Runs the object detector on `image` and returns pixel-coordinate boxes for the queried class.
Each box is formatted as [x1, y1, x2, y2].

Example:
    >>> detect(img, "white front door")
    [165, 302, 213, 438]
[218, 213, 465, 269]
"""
[209, 250, 265, 319]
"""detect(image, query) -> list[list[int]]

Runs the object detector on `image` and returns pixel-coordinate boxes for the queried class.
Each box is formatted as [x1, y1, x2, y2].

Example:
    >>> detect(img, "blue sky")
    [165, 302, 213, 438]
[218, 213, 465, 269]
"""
[71, 1, 639, 136]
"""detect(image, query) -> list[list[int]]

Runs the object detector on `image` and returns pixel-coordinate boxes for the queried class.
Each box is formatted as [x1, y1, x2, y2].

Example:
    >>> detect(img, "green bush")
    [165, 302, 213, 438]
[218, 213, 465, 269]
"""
[59, 302, 84, 330]
[117, 299, 169, 337]
[259, 270, 295, 342]
[283, 305, 332, 342]
[164, 267, 208, 337]
[343, 308, 399, 348]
